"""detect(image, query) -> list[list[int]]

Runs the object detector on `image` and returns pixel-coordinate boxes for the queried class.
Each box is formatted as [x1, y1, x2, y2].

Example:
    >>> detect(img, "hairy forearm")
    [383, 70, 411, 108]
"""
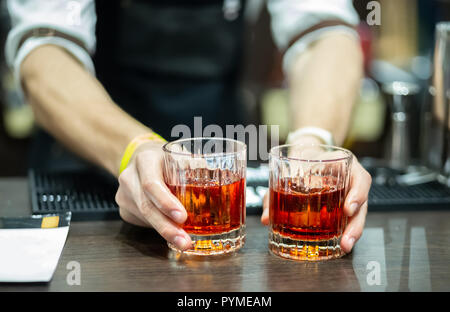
[288, 33, 363, 145]
[20, 45, 150, 176]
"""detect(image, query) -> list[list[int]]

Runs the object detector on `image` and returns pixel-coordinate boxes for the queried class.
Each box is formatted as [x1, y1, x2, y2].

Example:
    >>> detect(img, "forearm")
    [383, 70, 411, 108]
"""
[288, 33, 363, 145]
[21, 45, 151, 176]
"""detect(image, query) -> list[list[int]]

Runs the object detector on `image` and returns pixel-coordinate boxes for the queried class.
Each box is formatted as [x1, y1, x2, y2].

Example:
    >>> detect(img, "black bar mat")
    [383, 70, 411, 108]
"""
[368, 182, 450, 210]
[29, 168, 450, 222]
[29, 169, 119, 221]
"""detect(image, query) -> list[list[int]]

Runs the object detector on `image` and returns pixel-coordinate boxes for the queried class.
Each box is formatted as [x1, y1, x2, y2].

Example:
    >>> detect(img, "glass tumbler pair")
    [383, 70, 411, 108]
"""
[163, 138, 352, 261]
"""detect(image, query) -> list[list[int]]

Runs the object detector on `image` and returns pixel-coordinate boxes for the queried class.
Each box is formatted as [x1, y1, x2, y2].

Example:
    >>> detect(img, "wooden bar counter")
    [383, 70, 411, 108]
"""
[0, 178, 449, 291]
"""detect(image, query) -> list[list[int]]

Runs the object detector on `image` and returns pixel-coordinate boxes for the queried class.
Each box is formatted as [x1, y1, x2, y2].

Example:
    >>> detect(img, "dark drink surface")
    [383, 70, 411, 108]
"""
[270, 177, 346, 241]
[167, 169, 245, 235]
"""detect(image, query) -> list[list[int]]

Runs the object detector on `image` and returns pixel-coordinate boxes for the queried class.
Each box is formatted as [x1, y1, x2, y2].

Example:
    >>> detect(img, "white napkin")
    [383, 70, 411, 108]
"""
[0, 226, 69, 282]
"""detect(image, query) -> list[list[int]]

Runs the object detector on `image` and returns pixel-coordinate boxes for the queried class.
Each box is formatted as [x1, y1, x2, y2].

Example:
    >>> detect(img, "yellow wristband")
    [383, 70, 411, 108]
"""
[119, 132, 167, 175]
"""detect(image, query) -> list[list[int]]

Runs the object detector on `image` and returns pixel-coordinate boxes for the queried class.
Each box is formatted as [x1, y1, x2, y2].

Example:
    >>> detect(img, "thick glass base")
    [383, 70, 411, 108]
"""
[268, 230, 345, 261]
[168, 226, 245, 256]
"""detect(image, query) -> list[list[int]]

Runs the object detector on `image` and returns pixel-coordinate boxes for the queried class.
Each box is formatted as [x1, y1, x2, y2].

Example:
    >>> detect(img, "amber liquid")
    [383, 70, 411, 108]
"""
[167, 169, 245, 235]
[270, 177, 345, 241]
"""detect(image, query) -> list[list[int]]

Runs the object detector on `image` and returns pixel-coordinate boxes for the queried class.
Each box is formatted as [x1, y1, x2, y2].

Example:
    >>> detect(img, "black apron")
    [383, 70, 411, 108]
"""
[29, 0, 246, 172]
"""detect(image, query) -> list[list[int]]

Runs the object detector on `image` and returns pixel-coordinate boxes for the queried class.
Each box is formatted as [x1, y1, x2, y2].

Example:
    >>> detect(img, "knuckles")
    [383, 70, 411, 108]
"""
[138, 200, 154, 218]
[159, 225, 175, 240]
[134, 151, 148, 167]
[135, 149, 161, 167]
[141, 181, 174, 213]
[142, 180, 159, 195]
[118, 168, 133, 191]
[115, 190, 122, 206]
[156, 197, 176, 213]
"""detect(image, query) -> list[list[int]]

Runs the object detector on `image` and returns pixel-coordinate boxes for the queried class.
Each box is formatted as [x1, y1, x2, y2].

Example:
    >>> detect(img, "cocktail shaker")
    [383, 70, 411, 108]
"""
[383, 81, 420, 170]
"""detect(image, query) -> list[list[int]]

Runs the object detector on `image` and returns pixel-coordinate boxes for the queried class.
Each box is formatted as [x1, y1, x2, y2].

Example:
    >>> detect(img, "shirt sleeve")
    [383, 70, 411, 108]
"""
[5, 0, 97, 98]
[267, 0, 360, 74]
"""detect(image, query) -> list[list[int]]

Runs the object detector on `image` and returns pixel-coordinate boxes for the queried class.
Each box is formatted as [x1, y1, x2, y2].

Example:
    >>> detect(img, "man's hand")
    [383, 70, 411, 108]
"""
[115, 141, 192, 251]
[260, 136, 371, 254]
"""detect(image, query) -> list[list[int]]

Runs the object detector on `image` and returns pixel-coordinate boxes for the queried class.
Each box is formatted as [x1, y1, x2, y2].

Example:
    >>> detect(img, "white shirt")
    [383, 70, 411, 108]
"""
[5, 0, 359, 90]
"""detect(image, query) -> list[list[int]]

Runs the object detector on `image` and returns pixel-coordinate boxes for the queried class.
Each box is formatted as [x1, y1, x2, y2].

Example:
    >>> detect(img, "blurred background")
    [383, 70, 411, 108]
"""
[0, 0, 449, 182]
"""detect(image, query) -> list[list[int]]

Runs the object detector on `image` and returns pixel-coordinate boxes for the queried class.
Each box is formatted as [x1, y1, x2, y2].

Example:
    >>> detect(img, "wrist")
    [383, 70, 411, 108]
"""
[119, 132, 166, 175]
[286, 127, 335, 146]
[287, 134, 322, 146]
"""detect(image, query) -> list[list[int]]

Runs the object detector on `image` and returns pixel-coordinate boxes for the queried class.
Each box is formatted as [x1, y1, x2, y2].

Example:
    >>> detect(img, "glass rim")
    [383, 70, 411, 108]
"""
[269, 143, 353, 163]
[162, 137, 247, 157]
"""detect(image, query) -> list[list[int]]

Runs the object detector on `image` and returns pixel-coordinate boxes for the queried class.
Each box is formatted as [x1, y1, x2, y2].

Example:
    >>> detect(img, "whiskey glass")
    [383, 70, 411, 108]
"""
[269, 143, 353, 261]
[163, 137, 246, 255]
